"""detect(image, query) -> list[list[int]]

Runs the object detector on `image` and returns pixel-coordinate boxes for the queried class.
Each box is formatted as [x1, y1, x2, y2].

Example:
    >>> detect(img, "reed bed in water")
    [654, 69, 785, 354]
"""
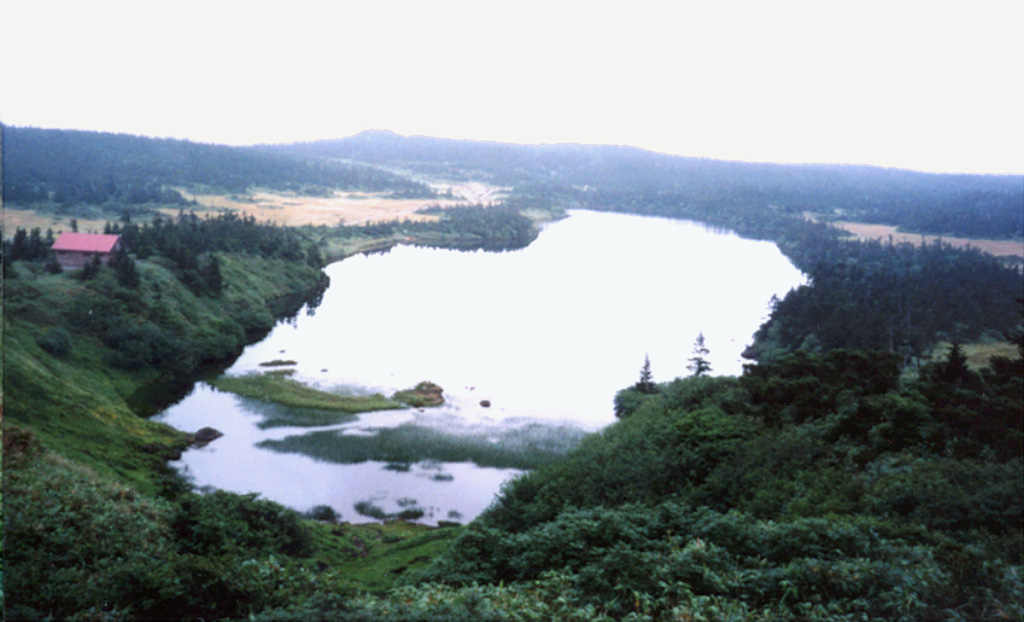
[257, 422, 588, 470]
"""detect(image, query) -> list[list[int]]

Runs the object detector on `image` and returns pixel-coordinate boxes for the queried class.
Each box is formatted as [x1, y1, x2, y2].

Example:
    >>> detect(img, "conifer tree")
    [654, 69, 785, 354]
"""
[79, 254, 102, 280]
[635, 353, 656, 394]
[111, 248, 139, 288]
[940, 340, 969, 387]
[687, 332, 712, 377]
[45, 254, 63, 274]
[203, 253, 224, 297]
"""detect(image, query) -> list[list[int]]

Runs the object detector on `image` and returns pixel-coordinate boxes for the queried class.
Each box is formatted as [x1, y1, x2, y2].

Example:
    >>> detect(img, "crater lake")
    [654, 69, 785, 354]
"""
[155, 210, 806, 524]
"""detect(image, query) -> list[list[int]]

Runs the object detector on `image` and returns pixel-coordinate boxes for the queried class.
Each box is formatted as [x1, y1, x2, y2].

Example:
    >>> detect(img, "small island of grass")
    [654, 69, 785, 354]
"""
[210, 373, 402, 414]
[258, 359, 298, 367]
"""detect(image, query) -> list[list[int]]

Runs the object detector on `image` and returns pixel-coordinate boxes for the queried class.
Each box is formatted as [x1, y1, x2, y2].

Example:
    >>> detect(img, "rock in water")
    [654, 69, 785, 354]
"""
[193, 427, 224, 447]
[480, 400, 491, 408]
[394, 381, 445, 407]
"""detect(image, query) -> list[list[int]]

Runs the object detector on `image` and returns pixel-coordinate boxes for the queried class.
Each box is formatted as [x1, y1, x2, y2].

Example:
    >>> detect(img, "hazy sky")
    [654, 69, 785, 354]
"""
[3, 0, 1022, 174]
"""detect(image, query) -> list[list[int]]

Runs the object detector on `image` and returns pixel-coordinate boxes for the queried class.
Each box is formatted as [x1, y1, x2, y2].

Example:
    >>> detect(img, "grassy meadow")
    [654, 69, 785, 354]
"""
[210, 373, 402, 414]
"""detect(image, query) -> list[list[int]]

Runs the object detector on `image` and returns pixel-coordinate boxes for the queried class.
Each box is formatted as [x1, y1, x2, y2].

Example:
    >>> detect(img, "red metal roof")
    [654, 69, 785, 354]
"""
[51, 233, 121, 253]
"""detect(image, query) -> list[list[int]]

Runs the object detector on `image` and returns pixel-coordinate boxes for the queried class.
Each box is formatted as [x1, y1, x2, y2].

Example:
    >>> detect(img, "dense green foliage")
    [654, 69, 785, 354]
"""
[749, 230, 1022, 361]
[390, 348, 1022, 620]
[3, 126, 436, 216]
[3, 428, 457, 621]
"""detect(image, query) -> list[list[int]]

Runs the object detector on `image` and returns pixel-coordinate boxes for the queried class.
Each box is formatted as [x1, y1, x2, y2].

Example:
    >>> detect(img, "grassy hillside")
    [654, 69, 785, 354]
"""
[3, 236, 326, 493]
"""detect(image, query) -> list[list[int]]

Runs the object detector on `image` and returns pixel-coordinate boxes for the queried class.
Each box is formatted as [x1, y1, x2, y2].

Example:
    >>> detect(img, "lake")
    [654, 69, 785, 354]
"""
[155, 210, 805, 524]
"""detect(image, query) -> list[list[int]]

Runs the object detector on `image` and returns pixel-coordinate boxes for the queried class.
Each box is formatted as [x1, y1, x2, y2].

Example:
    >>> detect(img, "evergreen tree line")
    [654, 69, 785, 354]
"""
[749, 232, 1022, 362]
[336, 203, 538, 251]
[4, 210, 322, 298]
[4, 225, 58, 263]
[574, 188, 1022, 361]
[106, 210, 321, 294]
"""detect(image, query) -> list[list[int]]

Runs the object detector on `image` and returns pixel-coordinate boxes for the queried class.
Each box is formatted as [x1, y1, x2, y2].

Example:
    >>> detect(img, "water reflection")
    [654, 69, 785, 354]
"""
[155, 210, 806, 524]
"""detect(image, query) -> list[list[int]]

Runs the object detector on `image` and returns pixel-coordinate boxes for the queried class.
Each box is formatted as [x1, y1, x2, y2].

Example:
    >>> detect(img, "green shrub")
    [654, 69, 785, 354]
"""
[305, 504, 341, 522]
[418, 501, 1020, 620]
[482, 395, 758, 532]
[36, 326, 72, 356]
[613, 385, 648, 418]
[172, 490, 314, 558]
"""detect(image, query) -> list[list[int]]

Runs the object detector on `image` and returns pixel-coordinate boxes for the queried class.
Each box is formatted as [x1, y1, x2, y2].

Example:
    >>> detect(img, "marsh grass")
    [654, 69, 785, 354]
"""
[259, 359, 297, 367]
[237, 398, 360, 429]
[354, 499, 426, 521]
[258, 422, 588, 470]
[354, 500, 389, 520]
[211, 373, 403, 414]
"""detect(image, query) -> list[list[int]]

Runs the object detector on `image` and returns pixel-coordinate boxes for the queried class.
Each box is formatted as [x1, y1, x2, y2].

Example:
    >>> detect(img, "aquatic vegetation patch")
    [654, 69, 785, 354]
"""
[354, 500, 389, 520]
[257, 421, 588, 470]
[236, 397, 361, 429]
[354, 499, 427, 522]
[210, 373, 403, 414]
[259, 359, 297, 367]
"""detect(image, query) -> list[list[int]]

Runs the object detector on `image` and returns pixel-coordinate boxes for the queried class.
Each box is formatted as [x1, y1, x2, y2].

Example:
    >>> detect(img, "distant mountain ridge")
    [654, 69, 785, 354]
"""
[4, 125, 1022, 239]
[2, 126, 436, 208]
[267, 130, 1024, 239]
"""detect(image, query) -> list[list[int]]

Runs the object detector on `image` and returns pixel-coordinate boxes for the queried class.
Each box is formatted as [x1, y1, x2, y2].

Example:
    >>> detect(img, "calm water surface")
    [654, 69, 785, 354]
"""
[156, 210, 805, 523]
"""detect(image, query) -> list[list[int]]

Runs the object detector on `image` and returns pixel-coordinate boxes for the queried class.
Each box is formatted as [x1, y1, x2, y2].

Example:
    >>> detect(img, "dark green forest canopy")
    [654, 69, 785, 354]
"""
[2, 126, 436, 209]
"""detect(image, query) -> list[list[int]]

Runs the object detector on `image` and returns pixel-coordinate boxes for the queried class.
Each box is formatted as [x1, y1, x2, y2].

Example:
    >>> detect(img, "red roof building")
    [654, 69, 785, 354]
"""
[51, 233, 122, 268]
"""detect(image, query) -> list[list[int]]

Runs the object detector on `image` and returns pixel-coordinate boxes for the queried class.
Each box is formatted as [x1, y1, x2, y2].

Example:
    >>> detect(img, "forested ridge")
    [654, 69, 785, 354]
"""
[2, 126, 436, 214]
[2, 127, 1022, 619]
[271, 130, 1024, 239]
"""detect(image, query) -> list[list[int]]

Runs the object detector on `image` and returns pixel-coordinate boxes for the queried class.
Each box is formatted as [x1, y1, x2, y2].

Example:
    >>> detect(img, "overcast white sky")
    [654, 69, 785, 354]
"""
[2, 0, 1022, 174]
